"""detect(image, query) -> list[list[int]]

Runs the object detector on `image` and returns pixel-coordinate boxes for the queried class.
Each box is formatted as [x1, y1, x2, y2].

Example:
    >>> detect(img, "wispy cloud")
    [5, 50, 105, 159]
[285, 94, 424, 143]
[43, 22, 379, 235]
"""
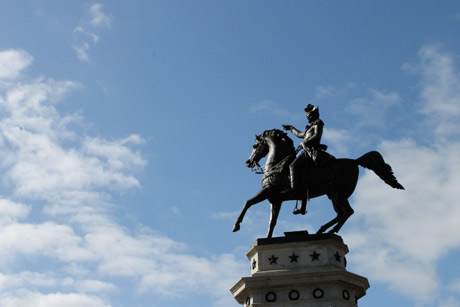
[345, 44, 460, 305]
[0, 49, 244, 306]
[314, 83, 355, 100]
[89, 4, 112, 28]
[73, 4, 112, 62]
[323, 128, 353, 156]
[347, 89, 401, 127]
[73, 42, 90, 62]
[249, 99, 303, 122]
[404, 43, 460, 139]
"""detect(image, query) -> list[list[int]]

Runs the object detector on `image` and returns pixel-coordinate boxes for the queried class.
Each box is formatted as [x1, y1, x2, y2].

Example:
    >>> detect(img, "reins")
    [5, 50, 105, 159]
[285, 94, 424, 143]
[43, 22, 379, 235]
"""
[251, 161, 278, 174]
[251, 162, 265, 174]
[250, 146, 302, 175]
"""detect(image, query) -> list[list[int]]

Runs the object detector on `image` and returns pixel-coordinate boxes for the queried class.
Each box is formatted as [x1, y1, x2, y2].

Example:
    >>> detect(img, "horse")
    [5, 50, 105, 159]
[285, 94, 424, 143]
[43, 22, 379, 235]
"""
[232, 129, 404, 238]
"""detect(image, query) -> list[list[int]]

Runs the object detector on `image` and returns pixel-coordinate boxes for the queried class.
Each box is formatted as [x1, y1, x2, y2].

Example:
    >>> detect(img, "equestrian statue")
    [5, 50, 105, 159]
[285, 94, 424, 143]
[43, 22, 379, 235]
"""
[233, 105, 404, 238]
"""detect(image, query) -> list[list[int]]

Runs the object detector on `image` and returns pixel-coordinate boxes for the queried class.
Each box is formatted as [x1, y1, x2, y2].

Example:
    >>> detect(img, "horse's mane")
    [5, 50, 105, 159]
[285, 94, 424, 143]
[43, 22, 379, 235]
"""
[259, 129, 294, 150]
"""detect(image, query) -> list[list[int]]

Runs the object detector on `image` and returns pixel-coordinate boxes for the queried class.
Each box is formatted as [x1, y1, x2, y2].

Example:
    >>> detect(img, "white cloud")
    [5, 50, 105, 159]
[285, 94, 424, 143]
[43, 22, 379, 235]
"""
[0, 292, 110, 307]
[0, 79, 141, 200]
[0, 222, 94, 263]
[315, 85, 337, 99]
[0, 272, 58, 290]
[314, 83, 355, 100]
[345, 44, 460, 305]
[0, 272, 114, 305]
[171, 206, 181, 215]
[80, 223, 245, 299]
[450, 280, 460, 293]
[82, 135, 146, 171]
[73, 4, 112, 62]
[346, 88, 401, 127]
[323, 128, 353, 156]
[0, 199, 30, 221]
[0, 48, 245, 305]
[137, 252, 244, 300]
[77, 280, 115, 293]
[405, 44, 460, 139]
[0, 49, 33, 80]
[250, 100, 290, 117]
[437, 297, 460, 307]
[73, 42, 90, 63]
[89, 4, 112, 28]
[249, 100, 303, 121]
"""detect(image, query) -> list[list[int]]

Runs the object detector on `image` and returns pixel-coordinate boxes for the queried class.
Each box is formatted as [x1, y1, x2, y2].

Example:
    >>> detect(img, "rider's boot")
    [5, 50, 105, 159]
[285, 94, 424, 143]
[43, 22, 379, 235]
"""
[291, 171, 307, 214]
[293, 167, 308, 215]
[293, 198, 307, 215]
[289, 172, 297, 191]
[290, 173, 302, 196]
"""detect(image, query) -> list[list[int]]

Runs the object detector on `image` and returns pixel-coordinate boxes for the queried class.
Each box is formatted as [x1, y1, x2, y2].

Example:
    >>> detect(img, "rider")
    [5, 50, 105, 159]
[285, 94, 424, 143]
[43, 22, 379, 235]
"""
[282, 104, 324, 215]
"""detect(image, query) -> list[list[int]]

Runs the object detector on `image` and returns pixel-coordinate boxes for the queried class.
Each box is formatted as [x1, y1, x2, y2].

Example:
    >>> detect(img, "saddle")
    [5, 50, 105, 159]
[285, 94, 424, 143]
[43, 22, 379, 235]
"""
[301, 150, 336, 190]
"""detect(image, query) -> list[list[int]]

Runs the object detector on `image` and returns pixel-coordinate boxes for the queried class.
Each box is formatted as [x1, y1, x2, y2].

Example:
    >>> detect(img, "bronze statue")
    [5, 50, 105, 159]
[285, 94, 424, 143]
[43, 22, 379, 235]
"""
[233, 111, 404, 238]
[282, 104, 330, 215]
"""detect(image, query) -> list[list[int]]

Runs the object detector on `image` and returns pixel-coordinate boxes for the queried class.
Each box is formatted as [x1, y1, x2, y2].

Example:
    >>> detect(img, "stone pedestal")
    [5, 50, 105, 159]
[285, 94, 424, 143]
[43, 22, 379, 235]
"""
[230, 231, 369, 307]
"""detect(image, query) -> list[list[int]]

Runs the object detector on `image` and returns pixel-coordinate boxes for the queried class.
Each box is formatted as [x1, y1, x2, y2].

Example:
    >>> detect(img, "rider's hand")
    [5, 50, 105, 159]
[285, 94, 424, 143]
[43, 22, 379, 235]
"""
[282, 124, 292, 131]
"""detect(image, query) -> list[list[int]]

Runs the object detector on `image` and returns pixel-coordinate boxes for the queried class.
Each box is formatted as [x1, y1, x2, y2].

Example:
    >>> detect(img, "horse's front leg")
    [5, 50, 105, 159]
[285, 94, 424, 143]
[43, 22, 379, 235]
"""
[233, 188, 269, 232]
[267, 200, 281, 238]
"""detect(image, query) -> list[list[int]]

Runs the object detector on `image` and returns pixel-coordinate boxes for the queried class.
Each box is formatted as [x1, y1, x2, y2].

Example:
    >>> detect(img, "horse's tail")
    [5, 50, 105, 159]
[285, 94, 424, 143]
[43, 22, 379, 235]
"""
[356, 151, 405, 190]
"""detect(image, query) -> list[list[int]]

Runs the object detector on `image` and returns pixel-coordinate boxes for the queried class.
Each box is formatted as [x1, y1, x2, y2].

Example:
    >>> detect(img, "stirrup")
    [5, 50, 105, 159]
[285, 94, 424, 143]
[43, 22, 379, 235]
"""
[292, 207, 307, 215]
[292, 200, 307, 215]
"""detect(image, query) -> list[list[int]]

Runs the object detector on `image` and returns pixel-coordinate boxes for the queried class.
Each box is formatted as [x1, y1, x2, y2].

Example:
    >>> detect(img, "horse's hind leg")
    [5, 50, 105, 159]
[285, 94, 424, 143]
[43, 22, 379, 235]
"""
[329, 198, 354, 233]
[317, 216, 339, 234]
[233, 188, 269, 232]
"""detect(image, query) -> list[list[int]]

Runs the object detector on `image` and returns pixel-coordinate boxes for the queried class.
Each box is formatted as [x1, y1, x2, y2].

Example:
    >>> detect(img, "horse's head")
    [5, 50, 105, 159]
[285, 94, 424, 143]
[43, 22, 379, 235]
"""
[246, 134, 269, 169]
[246, 130, 295, 170]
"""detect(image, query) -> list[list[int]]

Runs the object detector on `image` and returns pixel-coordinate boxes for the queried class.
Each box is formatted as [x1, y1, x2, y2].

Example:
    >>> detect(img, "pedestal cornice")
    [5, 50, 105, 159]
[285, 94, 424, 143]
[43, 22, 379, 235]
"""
[231, 231, 369, 307]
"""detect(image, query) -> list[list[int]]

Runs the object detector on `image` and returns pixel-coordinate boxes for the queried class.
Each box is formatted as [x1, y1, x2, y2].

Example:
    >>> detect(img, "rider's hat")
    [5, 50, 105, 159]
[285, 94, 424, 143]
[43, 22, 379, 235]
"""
[304, 104, 318, 114]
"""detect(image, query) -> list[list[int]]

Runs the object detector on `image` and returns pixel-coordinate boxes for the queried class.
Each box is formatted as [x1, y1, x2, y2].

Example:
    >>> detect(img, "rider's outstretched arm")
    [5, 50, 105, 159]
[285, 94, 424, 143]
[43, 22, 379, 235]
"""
[290, 127, 305, 139]
[282, 125, 305, 139]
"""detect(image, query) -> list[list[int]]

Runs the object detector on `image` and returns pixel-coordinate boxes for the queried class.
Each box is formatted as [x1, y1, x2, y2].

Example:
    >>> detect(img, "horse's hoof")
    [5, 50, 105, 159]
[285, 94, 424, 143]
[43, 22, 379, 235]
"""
[232, 224, 240, 232]
[292, 208, 307, 215]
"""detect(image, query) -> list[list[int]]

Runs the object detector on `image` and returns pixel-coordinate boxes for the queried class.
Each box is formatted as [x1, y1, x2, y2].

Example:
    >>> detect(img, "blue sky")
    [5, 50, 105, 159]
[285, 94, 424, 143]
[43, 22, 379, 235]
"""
[1, 1, 460, 306]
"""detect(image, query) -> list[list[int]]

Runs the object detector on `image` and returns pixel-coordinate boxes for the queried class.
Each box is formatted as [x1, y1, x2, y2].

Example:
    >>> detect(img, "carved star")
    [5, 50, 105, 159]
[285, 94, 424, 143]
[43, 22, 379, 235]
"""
[268, 254, 278, 265]
[252, 258, 257, 269]
[289, 252, 299, 263]
[310, 250, 320, 261]
[334, 251, 341, 262]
